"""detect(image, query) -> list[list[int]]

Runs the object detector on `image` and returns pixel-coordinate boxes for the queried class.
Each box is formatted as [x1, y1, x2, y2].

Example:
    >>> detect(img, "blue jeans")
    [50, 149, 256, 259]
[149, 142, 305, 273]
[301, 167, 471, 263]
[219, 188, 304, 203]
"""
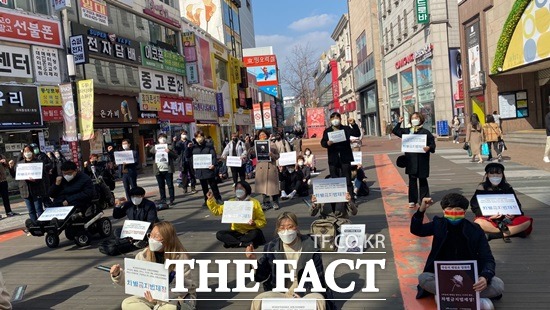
[25, 196, 44, 222]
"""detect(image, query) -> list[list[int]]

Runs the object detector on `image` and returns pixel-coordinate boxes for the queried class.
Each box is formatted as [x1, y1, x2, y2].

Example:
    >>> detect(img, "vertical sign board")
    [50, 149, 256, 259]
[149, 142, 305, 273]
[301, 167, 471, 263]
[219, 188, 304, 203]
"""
[415, 0, 429, 24]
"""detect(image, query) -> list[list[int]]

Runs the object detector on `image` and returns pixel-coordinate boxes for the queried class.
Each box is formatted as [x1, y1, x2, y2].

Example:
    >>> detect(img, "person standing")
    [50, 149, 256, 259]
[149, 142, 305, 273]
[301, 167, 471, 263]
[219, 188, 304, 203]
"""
[221, 132, 247, 186]
[466, 114, 484, 163]
[483, 115, 503, 162]
[293, 126, 303, 154]
[118, 139, 139, 201]
[175, 130, 197, 194]
[252, 129, 281, 210]
[451, 116, 461, 144]
[0, 154, 14, 217]
[544, 110, 550, 163]
[147, 133, 178, 205]
[392, 113, 436, 208]
[187, 131, 221, 205]
[321, 112, 361, 201]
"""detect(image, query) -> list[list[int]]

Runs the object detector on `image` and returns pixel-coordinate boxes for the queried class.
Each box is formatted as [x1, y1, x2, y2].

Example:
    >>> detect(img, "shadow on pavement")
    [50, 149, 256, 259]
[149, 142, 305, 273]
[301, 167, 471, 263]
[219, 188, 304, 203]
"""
[14, 285, 89, 310]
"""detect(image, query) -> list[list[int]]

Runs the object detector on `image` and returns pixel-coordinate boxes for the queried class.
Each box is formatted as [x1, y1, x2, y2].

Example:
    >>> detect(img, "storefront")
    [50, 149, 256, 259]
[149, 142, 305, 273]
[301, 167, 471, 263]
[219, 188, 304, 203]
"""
[359, 86, 379, 136]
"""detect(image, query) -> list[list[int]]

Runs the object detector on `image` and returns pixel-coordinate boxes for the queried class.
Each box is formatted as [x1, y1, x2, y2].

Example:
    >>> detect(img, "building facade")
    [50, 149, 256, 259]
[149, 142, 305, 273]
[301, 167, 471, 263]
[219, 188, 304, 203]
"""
[458, 0, 550, 132]
[238, 0, 255, 49]
[331, 14, 356, 125]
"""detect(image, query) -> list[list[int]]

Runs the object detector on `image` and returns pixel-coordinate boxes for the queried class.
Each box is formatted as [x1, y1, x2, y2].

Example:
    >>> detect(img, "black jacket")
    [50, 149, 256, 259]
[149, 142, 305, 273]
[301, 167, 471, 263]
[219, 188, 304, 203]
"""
[85, 161, 115, 190]
[49, 172, 95, 208]
[470, 185, 523, 217]
[546, 111, 550, 136]
[279, 169, 304, 192]
[186, 142, 216, 180]
[410, 210, 496, 286]
[321, 124, 361, 166]
[113, 198, 158, 223]
[174, 139, 193, 167]
[392, 122, 436, 178]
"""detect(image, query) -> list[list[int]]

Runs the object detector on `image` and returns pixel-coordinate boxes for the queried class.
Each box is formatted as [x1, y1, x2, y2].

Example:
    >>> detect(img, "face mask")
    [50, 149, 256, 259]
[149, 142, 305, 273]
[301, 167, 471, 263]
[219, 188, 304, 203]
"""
[233, 138, 238, 142]
[235, 189, 246, 199]
[305, 151, 311, 156]
[287, 168, 295, 173]
[122, 144, 130, 150]
[90, 160, 98, 165]
[181, 134, 187, 140]
[158, 138, 167, 144]
[278, 229, 298, 244]
[444, 209, 465, 225]
[196, 137, 204, 143]
[55, 154, 61, 159]
[411, 119, 421, 126]
[298, 161, 304, 166]
[131, 197, 143, 205]
[24, 152, 33, 159]
[148, 238, 163, 252]
[63, 174, 75, 182]
[331, 119, 341, 127]
[489, 177, 502, 186]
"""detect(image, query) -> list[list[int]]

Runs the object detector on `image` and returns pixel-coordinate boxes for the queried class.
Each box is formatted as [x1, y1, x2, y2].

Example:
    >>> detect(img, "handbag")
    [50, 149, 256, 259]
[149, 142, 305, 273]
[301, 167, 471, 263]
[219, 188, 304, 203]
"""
[462, 142, 470, 151]
[481, 142, 490, 156]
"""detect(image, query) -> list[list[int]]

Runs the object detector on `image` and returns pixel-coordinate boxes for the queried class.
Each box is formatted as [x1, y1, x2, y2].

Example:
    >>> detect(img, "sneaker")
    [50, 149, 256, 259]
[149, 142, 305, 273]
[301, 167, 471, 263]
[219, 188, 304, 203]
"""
[408, 202, 417, 208]
[347, 201, 358, 216]
[6, 212, 16, 217]
[287, 191, 296, 200]
[480, 298, 495, 310]
[190, 189, 198, 194]
[273, 202, 280, 210]
[281, 190, 288, 198]
[544, 156, 550, 163]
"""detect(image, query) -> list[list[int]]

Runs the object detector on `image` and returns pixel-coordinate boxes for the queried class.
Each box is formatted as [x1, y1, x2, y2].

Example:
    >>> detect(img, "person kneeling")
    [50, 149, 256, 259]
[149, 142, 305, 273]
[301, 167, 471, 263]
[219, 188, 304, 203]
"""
[411, 194, 504, 309]
[310, 192, 357, 219]
[206, 181, 267, 248]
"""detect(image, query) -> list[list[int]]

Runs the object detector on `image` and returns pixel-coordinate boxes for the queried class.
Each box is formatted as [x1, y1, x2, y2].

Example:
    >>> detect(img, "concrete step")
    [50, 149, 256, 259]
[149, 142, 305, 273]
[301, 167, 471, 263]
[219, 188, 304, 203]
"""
[504, 131, 546, 146]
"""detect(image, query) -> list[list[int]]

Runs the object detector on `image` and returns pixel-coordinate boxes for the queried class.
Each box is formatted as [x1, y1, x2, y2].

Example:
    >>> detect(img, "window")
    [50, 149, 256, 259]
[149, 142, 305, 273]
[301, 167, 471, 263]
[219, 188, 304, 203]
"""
[214, 58, 228, 81]
[398, 15, 402, 38]
[15, 0, 52, 15]
[390, 23, 394, 45]
[403, 9, 408, 35]
[149, 21, 162, 44]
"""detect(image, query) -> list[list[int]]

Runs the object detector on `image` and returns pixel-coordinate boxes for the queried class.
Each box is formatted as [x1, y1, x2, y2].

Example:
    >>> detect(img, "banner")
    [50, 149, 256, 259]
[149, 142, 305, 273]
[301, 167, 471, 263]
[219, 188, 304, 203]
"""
[262, 102, 272, 129]
[0, 8, 63, 48]
[77, 79, 94, 141]
[139, 67, 185, 97]
[80, 0, 109, 26]
[61, 83, 77, 142]
[253, 103, 263, 129]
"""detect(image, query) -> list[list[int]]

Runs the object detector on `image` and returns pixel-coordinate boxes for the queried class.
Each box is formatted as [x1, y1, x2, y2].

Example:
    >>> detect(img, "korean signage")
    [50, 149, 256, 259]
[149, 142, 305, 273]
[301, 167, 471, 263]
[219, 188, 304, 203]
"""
[139, 67, 184, 97]
[80, 0, 109, 26]
[140, 43, 185, 75]
[42, 106, 63, 121]
[32, 46, 61, 83]
[0, 0, 13, 9]
[38, 86, 61, 107]
[139, 93, 161, 111]
[69, 35, 88, 65]
[71, 23, 141, 65]
[435, 261, 479, 310]
[0, 84, 42, 128]
[262, 102, 272, 129]
[143, 0, 181, 28]
[186, 62, 199, 84]
[415, 0, 429, 24]
[60, 83, 77, 141]
[414, 43, 433, 62]
[94, 94, 139, 124]
[158, 97, 194, 123]
[395, 53, 414, 69]
[0, 8, 63, 48]
[215, 92, 224, 117]
[0, 45, 31, 79]
[77, 79, 94, 140]
[53, 0, 72, 10]
[243, 54, 278, 87]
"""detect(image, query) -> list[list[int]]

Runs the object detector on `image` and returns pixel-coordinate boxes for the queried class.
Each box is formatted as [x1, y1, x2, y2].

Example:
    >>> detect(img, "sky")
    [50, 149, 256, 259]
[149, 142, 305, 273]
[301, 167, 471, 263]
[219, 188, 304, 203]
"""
[251, 0, 349, 97]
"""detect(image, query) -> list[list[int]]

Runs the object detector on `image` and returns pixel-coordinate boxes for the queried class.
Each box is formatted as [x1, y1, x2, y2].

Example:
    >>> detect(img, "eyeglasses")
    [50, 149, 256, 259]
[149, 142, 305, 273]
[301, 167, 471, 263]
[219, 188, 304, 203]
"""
[146, 233, 163, 241]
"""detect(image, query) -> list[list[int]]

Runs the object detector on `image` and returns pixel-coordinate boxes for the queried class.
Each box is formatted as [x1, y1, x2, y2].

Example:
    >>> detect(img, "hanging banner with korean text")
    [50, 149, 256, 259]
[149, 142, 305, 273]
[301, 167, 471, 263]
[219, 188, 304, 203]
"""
[253, 103, 263, 129]
[0, 85, 42, 129]
[77, 79, 94, 141]
[139, 67, 184, 97]
[138, 93, 161, 111]
[0, 45, 31, 79]
[80, 0, 109, 26]
[140, 43, 185, 75]
[60, 83, 77, 142]
[262, 102, 272, 129]
[32, 46, 61, 83]
[0, 8, 63, 48]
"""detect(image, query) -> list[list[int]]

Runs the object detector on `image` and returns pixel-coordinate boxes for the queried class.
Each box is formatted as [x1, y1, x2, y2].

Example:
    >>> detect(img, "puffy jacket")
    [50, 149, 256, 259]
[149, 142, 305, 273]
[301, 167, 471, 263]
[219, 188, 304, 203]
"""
[113, 198, 159, 223]
[49, 172, 95, 208]
[186, 142, 216, 180]
[206, 196, 266, 234]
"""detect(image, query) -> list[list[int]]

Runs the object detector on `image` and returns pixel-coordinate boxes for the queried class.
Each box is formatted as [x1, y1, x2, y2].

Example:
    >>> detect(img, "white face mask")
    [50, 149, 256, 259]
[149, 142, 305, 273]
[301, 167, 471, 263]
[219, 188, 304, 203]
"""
[235, 189, 246, 199]
[278, 229, 298, 244]
[131, 197, 143, 205]
[23, 152, 33, 159]
[305, 151, 311, 156]
[181, 134, 187, 140]
[331, 119, 341, 127]
[63, 174, 75, 182]
[148, 238, 163, 252]
[298, 161, 304, 166]
[196, 137, 204, 143]
[489, 177, 502, 186]
[411, 119, 421, 126]
[158, 138, 167, 144]
[287, 168, 295, 173]
[122, 144, 130, 150]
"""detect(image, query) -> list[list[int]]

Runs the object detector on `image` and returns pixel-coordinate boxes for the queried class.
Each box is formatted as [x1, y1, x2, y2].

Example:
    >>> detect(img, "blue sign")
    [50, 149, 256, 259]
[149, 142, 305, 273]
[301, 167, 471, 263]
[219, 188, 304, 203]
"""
[259, 86, 278, 98]
[215, 93, 224, 117]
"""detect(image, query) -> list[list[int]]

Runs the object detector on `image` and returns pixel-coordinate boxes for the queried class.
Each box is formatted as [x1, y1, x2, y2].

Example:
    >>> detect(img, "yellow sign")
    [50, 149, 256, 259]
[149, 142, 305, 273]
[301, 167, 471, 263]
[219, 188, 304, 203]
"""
[77, 79, 94, 141]
[229, 56, 241, 84]
[139, 93, 161, 111]
[182, 32, 196, 47]
[38, 86, 62, 106]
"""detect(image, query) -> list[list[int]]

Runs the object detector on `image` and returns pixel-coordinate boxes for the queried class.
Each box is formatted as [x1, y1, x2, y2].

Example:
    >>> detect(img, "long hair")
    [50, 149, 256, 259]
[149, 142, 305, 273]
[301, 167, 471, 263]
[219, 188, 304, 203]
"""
[471, 114, 480, 129]
[480, 165, 511, 191]
[145, 221, 189, 271]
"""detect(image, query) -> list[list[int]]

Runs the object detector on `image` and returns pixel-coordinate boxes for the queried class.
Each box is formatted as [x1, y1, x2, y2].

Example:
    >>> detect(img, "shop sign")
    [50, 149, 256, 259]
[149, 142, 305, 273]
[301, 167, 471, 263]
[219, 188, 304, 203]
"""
[4, 143, 22, 152]
[0, 84, 42, 128]
[71, 22, 141, 65]
[53, 0, 71, 10]
[0, 45, 31, 79]
[212, 42, 228, 59]
[0, 8, 63, 48]
[42, 106, 63, 121]
[395, 53, 414, 69]
[38, 86, 61, 106]
[143, 0, 181, 28]
[0, 0, 14, 9]
[93, 95, 139, 124]
[139, 67, 184, 97]
[138, 92, 161, 111]
[140, 112, 157, 119]
[32, 46, 61, 83]
[69, 35, 87, 64]
[415, 0, 429, 24]
[138, 111, 158, 125]
[140, 43, 185, 75]
[80, 0, 109, 26]
[414, 43, 433, 62]
[216, 93, 224, 117]
[158, 97, 194, 122]
[186, 62, 199, 84]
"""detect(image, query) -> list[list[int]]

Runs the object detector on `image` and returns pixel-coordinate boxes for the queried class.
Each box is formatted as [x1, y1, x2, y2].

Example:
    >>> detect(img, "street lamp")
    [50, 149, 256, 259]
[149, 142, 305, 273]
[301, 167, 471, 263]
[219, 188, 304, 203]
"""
[66, 54, 82, 168]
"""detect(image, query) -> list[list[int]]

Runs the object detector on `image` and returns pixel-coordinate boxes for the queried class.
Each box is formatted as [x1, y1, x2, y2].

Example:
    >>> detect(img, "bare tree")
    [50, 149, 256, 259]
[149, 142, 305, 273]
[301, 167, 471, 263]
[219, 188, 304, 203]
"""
[280, 43, 317, 108]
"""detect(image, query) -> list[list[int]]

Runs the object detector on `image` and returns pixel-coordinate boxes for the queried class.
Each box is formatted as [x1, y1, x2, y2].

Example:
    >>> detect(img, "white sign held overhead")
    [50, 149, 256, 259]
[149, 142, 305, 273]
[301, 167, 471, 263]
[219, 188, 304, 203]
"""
[278, 151, 297, 167]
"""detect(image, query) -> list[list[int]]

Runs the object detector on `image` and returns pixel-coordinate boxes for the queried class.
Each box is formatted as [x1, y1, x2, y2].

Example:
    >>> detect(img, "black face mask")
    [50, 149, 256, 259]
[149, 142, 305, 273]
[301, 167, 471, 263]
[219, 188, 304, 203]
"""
[232, 138, 238, 142]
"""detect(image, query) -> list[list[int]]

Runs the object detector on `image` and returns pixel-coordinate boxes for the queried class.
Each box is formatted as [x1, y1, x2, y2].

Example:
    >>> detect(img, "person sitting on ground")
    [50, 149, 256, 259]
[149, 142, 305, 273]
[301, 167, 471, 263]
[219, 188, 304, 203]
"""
[113, 187, 159, 243]
[310, 191, 357, 219]
[411, 193, 504, 309]
[110, 221, 197, 310]
[296, 155, 311, 196]
[49, 161, 95, 214]
[303, 148, 317, 172]
[351, 164, 369, 197]
[470, 163, 533, 242]
[245, 212, 334, 310]
[84, 154, 116, 190]
[206, 181, 267, 248]
[279, 164, 305, 200]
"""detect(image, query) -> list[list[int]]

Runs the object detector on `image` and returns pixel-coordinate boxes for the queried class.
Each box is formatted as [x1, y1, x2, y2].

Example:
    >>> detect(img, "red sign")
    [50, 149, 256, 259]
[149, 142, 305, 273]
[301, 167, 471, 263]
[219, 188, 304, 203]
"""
[158, 97, 194, 123]
[0, 8, 63, 48]
[330, 60, 340, 109]
[395, 53, 414, 69]
[306, 108, 325, 127]
[242, 55, 277, 67]
[69, 141, 79, 164]
[143, 0, 181, 28]
[42, 106, 63, 122]
[456, 80, 464, 101]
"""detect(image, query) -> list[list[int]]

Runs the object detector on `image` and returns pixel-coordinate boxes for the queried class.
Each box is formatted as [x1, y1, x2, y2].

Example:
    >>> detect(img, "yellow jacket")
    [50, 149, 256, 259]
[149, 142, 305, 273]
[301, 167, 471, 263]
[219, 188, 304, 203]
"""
[483, 123, 502, 142]
[207, 197, 267, 234]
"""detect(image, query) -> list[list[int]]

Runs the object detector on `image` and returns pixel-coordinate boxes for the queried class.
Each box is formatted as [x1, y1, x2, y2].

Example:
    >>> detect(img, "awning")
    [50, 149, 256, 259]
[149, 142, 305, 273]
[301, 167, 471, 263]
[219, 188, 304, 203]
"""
[196, 120, 219, 125]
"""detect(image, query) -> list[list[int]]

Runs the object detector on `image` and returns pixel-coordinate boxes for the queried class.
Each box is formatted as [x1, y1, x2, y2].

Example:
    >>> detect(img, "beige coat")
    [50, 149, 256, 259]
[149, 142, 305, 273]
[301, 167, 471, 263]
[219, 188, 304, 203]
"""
[254, 142, 280, 196]
[466, 123, 484, 155]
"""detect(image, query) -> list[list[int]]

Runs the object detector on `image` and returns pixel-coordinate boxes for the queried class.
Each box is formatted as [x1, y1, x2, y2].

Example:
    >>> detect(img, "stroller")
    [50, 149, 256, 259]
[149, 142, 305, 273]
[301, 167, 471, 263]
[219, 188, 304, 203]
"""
[26, 176, 114, 248]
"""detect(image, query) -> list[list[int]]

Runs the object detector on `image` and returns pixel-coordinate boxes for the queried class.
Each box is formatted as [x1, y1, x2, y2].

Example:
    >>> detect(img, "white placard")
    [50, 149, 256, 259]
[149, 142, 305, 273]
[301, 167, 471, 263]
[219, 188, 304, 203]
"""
[193, 154, 212, 169]
[37, 206, 74, 221]
[124, 258, 169, 302]
[114, 151, 135, 165]
[226, 156, 242, 167]
[261, 298, 317, 310]
[221, 201, 253, 224]
[278, 151, 297, 167]
[475, 194, 522, 216]
[15, 163, 43, 180]
[120, 220, 151, 240]
[338, 224, 366, 254]
[154, 144, 168, 164]
[312, 177, 348, 204]
[351, 151, 362, 165]
[401, 134, 427, 153]
[498, 93, 517, 119]
[328, 130, 346, 143]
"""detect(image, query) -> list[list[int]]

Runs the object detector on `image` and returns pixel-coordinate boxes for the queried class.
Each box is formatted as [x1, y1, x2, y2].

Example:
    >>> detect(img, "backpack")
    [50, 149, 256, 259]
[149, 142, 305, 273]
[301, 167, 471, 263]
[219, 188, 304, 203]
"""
[310, 216, 352, 252]
[98, 237, 136, 256]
